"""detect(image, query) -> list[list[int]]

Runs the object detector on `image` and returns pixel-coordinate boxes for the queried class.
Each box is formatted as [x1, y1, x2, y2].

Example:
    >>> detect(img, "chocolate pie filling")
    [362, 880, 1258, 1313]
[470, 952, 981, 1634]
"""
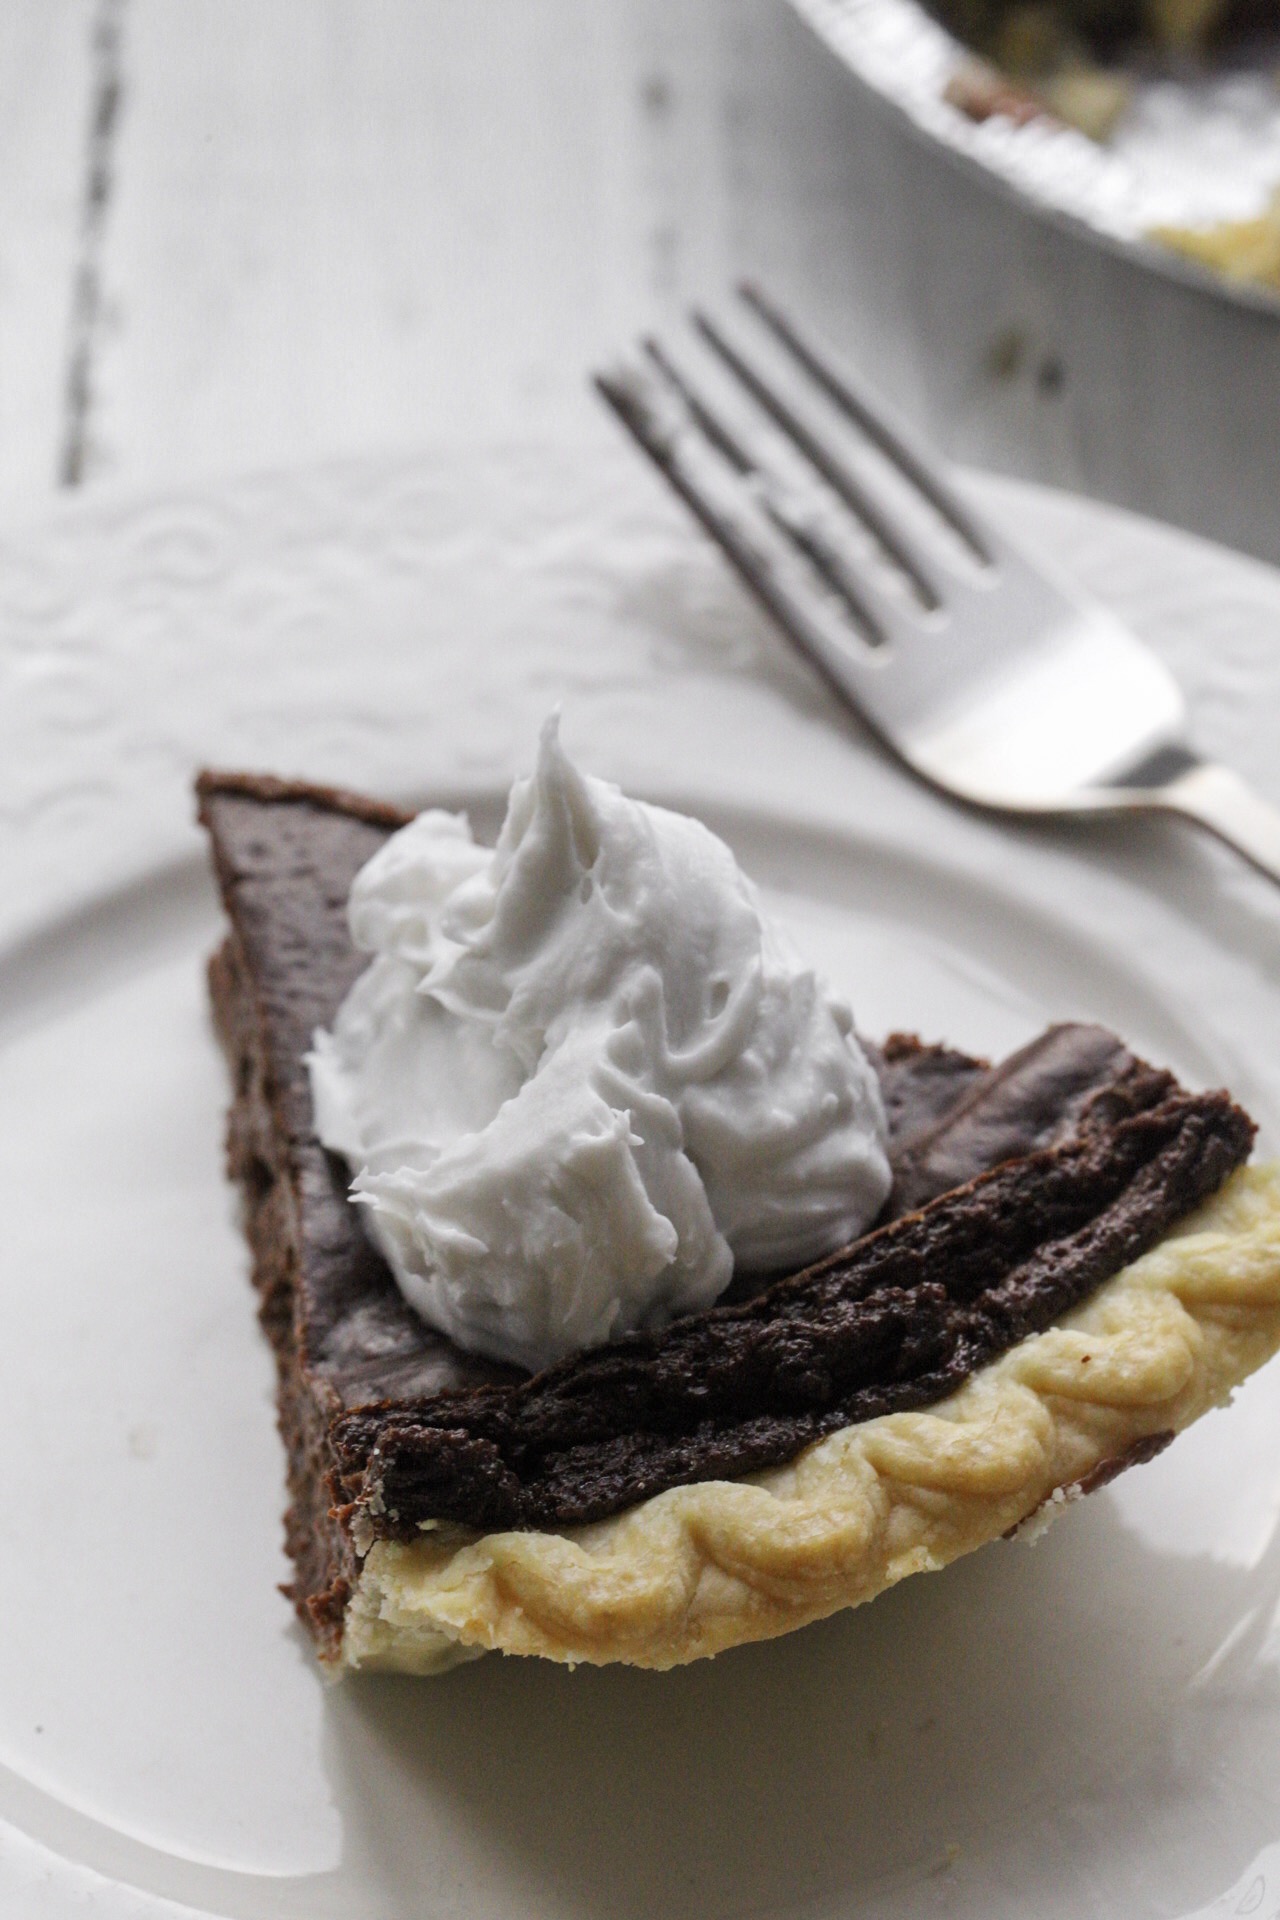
[199, 774, 1253, 1637]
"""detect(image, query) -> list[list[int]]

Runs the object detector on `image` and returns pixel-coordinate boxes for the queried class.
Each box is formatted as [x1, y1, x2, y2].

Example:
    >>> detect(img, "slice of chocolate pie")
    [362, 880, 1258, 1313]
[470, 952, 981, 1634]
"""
[199, 769, 1280, 1673]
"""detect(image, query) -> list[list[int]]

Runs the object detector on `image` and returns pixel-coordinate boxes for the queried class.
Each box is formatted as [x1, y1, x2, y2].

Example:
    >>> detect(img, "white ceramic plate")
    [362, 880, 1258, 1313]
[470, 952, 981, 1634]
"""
[2, 432, 1280, 1919]
[788, 0, 1280, 315]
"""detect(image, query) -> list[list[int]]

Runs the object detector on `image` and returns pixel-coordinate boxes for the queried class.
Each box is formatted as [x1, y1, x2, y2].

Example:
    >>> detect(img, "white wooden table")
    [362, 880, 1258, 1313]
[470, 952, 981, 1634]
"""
[5, 0, 1278, 561]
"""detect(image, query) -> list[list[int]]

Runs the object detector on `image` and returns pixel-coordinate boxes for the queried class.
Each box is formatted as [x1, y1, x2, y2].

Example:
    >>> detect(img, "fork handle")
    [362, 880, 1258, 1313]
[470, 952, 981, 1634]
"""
[1154, 762, 1280, 888]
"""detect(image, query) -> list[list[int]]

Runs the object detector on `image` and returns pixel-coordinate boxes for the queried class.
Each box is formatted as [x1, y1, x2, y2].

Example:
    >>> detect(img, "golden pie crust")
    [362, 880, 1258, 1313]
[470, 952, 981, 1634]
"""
[335, 1162, 1280, 1674]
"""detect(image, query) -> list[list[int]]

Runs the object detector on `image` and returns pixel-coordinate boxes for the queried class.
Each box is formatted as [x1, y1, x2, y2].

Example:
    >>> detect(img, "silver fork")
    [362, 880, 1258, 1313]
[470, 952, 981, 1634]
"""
[595, 283, 1280, 887]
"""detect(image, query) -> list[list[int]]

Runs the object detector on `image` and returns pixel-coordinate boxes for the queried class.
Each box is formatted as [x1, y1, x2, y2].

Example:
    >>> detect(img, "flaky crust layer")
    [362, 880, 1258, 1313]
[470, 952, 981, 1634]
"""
[338, 1163, 1280, 1674]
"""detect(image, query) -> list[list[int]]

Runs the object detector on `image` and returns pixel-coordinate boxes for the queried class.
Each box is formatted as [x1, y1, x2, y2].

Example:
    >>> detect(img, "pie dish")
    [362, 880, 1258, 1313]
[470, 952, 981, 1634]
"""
[199, 765, 1280, 1675]
[789, 0, 1280, 352]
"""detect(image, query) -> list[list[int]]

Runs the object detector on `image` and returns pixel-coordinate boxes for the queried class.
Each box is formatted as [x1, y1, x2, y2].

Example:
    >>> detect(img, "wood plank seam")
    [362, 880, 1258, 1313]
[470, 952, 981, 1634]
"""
[60, 0, 125, 487]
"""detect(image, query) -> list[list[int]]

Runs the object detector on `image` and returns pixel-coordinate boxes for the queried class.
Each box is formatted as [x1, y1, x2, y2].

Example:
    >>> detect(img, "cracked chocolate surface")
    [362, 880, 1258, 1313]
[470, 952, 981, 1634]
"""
[198, 773, 1253, 1627]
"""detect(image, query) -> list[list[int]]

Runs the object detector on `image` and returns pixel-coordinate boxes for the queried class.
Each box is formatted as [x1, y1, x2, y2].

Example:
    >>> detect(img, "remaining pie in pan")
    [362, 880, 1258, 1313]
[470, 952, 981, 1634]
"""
[198, 768, 1280, 1674]
[933, 0, 1277, 149]
[928, 0, 1269, 63]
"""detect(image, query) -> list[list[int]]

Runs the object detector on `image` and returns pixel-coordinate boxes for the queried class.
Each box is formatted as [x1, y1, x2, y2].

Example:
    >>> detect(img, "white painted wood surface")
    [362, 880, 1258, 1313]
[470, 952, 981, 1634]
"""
[2, 0, 1279, 562]
[86, 0, 926, 478]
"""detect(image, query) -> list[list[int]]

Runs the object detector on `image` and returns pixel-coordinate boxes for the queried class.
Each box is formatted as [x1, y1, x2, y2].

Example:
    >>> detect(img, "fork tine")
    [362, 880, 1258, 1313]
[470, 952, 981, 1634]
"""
[737, 282, 993, 566]
[642, 338, 754, 479]
[692, 309, 943, 612]
[642, 338, 903, 645]
[594, 360, 901, 669]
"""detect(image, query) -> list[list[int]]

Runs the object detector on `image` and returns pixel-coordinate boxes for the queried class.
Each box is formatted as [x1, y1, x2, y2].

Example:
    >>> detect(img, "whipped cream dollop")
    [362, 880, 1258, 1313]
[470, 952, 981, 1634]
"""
[308, 718, 891, 1371]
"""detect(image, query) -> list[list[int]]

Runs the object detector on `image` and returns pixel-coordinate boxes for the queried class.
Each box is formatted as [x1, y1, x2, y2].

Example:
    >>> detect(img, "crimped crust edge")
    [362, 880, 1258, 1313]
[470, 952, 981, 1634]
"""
[338, 1162, 1280, 1674]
